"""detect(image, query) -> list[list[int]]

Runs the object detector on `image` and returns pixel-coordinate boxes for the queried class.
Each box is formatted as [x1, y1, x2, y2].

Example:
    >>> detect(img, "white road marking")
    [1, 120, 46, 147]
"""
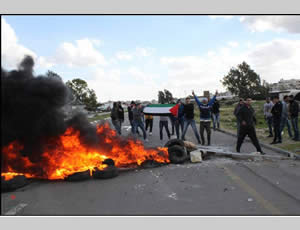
[5, 203, 28, 215]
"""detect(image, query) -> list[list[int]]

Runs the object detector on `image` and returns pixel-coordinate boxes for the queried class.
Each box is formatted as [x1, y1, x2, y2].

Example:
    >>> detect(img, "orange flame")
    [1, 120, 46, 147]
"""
[1, 122, 169, 180]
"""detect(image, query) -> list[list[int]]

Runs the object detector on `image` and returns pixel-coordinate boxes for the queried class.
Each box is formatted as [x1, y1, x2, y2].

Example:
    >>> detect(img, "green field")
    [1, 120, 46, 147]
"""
[194, 100, 300, 154]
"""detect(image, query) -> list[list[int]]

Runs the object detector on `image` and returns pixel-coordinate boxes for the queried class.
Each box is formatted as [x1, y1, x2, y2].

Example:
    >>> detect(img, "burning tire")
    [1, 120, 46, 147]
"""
[65, 170, 91, 182]
[1, 175, 29, 192]
[141, 159, 165, 168]
[164, 139, 185, 148]
[168, 145, 187, 164]
[92, 166, 119, 179]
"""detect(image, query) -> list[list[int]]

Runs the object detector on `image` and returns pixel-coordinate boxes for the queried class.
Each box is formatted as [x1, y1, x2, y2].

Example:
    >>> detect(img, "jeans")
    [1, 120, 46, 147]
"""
[291, 116, 299, 140]
[237, 120, 240, 136]
[130, 119, 139, 134]
[181, 119, 201, 144]
[112, 119, 121, 135]
[159, 120, 170, 140]
[280, 116, 293, 138]
[266, 116, 273, 136]
[212, 113, 220, 130]
[133, 120, 147, 139]
[200, 121, 211, 145]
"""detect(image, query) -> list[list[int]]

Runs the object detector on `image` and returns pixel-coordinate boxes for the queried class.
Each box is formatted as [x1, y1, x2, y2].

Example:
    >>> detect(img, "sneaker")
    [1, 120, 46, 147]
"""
[270, 141, 277, 144]
[149, 132, 152, 136]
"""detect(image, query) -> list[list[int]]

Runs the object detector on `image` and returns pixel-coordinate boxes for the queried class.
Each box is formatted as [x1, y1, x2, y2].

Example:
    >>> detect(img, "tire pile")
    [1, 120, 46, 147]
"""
[164, 139, 189, 164]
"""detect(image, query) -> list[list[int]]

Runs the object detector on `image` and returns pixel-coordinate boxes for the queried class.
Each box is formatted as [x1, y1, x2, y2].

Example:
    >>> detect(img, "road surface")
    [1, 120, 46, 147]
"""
[2, 116, 300, 215]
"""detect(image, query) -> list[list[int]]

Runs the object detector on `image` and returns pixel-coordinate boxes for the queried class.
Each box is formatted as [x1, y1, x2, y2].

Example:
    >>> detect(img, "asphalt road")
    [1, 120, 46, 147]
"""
[2, 116, 300, 215]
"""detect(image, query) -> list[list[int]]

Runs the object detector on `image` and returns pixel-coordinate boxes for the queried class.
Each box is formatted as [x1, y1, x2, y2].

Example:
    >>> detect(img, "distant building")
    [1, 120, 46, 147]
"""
[268, 78, 300, 92]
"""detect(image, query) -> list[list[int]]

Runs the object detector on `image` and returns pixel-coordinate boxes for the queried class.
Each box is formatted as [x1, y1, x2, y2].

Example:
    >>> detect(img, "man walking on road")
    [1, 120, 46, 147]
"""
[181, 97, 201, 144]
[236, 98, 264, 154]
[128, 101, 139, 135]
[280, 96, 293, 139]
[289, 94, 299, 141]
[263, 97, 273, 137]
[192, 90, 217, 145]
[271, 96, 283, 144]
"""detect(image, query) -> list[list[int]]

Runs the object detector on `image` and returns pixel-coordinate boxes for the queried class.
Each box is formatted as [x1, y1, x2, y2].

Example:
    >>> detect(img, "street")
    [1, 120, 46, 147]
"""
[2, 116, 300, 215]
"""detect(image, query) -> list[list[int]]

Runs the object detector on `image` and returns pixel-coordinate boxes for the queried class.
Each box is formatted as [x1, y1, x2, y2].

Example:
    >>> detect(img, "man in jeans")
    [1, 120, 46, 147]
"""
[280, 95, 293, 138]
[289, 95, 299, 141]
[132, 103, 148, 142]
[263, 97, 273, 137]
[193, 90, 218, 145]
[181, 97, 201, 144]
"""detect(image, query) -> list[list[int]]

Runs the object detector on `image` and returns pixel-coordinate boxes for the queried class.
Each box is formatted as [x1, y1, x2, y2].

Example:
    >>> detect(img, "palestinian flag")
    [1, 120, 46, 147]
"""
[143, 104, 177, 116]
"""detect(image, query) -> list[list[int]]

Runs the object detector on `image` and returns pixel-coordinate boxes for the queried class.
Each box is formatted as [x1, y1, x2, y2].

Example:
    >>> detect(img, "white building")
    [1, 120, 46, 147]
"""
[269, 78, 300, 92]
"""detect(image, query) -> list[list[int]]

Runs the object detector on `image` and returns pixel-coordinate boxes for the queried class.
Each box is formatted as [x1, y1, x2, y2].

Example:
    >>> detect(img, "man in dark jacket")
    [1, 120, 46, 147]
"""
[234, 99, 244, 135]
[289, 95, 299, 141]
[271, 96, 283, 144]
[193, 90, 217, 145]
[236, 98, 264, 154]
[111, 102, 121, 135]
[212, 99, 220, 131]
[181, 96, 201, 144]
[118, 101, 124, 133]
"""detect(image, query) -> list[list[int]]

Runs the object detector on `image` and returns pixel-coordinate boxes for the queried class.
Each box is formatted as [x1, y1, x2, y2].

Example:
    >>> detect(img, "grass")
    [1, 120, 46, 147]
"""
[194, 100, 300, 154]
[87, 113, 110, 122]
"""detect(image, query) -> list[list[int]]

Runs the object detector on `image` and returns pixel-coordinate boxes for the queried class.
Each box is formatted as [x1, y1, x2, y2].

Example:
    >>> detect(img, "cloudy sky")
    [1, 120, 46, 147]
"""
[1, 16, 300, 102]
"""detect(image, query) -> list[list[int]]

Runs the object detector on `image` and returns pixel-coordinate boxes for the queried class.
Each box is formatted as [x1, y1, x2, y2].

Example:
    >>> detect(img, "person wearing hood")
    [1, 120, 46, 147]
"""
[192, 90, 218, 146]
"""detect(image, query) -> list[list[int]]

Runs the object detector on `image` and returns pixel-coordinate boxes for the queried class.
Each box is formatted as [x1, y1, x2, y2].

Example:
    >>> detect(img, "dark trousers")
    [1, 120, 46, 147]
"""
[200, 121, 211, 145]
[130, 119, 139, 134]
[112, 119, 121, 135]
[145, 119, 153, 132]
[273, 118, 282, 142]
[170, 118, 175, 135]
[266, 117, 273, 136]
[159, 121, 170, 140]
[175, 119, 184, 139]
[280, 117, 293, 138]
[291, 116, 299, 140]
[236, 125, 262, 153]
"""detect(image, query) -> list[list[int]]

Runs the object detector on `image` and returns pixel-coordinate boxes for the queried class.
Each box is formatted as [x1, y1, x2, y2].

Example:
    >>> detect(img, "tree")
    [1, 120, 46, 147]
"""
[66, 78, 99, 111]
[221, 61, 268, 99]
[46, 70, 62, 81]
[164, 89, 174, 103]
[158, 91, 165, 104]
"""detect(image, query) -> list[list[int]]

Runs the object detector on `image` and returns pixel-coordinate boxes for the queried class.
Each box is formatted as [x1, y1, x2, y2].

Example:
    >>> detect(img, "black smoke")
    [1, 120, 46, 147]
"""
[1, 56, 76, 162]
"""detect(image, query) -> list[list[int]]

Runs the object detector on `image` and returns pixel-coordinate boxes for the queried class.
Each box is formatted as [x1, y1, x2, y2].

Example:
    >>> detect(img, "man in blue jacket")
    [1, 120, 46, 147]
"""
[192, 90, 218, 145]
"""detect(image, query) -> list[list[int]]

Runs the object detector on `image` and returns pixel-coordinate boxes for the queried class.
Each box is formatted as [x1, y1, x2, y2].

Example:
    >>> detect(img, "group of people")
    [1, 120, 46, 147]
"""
[111, 92, 221, 145]
[263, 95, 299, 143]
[110, 93, 298, 154]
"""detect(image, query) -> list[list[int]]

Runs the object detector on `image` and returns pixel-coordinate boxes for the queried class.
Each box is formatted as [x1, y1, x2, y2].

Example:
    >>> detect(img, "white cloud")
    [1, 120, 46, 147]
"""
[52, 38, 107, 67]
[1, 18, 37, 69]
[228, 41, 239, 48]
[128, 66, 158, 81]
[115, 47, 155, 61]
[240, 16, 300, 33]
[86, 67, 160, 102]
[160, 39, 300, 96]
